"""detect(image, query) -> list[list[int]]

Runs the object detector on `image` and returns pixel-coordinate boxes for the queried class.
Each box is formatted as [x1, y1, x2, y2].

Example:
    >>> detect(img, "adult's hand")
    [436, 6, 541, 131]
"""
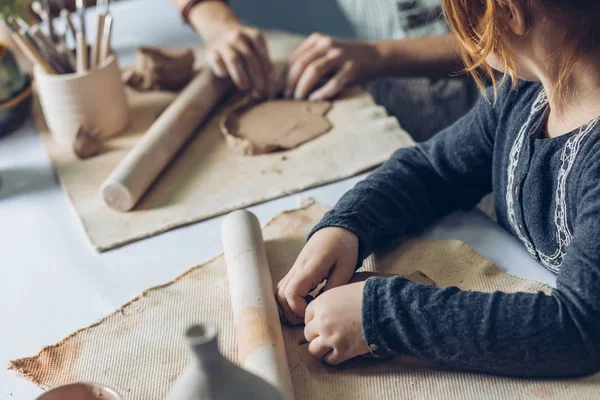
[206, 23, 273, 94]
[285, 33, 380, 101]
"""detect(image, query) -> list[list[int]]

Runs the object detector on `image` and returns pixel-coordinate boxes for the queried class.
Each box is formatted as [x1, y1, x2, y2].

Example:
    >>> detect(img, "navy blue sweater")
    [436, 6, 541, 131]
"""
[311, 81, 600, 377]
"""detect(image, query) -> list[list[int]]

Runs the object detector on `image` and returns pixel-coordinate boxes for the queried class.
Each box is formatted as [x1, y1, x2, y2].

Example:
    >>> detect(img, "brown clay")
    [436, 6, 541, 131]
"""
[220, 96, 332, 156]
[72, 125, 102, 160]
[122, 46, 195, 92]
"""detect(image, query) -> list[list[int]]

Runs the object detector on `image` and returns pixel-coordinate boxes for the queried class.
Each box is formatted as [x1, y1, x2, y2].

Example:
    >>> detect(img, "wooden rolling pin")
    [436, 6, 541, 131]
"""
[221, 210, 294, 400]
[100, 70, 233, 211]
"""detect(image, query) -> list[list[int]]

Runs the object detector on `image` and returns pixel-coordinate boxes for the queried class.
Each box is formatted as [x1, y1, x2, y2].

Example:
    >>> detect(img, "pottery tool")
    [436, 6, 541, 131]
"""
[61, 9, 77, 42]
[90, 0, 108, 69]
[76, 31, 87, 72]
[100, 70, 233, 212]
[15, 17, 73, 74]
[221, 210, 294, 400]
[31, 1, 58, 44]
[28, 25, 72, 73]
[76, 0, 87, 43]
[4, 19, 56, 74]
[99, 13, 113, 63]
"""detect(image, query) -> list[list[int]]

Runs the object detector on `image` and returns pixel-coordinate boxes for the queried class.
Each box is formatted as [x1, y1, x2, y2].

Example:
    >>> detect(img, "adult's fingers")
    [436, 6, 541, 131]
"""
[288, 33, 320, 64]
[308, 336, 332, 360]
[206, 50, 227, 78]
[293, 48, 343, 100]
[285, 43, 330, 98]
[246, 29, 272, 72]
[308, 60, 355, 101]
[231, 39, 266, 92]
[220, 46, 250, 90]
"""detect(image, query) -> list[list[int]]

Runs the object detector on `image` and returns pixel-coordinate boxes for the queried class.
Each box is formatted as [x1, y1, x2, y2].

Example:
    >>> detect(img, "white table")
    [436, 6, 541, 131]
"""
[0, 1, 557, 398]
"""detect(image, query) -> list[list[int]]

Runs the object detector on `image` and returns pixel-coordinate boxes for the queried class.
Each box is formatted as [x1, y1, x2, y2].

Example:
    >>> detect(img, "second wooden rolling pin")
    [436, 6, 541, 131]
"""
[221, 210, 294, 400]
[100, 70, 233, 211]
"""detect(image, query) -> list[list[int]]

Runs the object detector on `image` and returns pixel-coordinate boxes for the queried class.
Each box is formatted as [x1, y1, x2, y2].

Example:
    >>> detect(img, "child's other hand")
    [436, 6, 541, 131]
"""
[276, 227, 359, 325]
[304, 281, 369, 365]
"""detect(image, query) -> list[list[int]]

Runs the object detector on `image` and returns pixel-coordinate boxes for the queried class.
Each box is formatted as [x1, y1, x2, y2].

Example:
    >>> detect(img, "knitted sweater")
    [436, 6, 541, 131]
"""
[311, 80, 600, 377]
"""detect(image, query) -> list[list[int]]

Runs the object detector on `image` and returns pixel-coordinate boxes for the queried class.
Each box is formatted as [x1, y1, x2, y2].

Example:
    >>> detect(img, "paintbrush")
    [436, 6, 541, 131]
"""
[91, 0, 108, 68]
[31, 1, 58, 44]
[76, 0, 87, 43]
[4, 18, 56, 74]
[15, 17, 73, 74]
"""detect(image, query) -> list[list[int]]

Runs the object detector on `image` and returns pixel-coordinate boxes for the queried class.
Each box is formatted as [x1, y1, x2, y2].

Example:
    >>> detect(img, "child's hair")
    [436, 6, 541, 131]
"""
[442, 0, 600, 106]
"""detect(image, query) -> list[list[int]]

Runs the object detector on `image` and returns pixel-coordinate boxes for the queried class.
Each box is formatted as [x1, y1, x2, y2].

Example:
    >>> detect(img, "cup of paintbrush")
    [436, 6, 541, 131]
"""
[34, 53, 129, 144]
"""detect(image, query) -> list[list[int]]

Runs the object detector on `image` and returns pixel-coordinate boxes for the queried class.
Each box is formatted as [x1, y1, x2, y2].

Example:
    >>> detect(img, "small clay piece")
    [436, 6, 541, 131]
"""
[122, 46, 195, 91]
[167, 324, 286, 400]
[220, 96, 332, 156]
[406, 270, 436, 286]
[72, 124, 102, 160]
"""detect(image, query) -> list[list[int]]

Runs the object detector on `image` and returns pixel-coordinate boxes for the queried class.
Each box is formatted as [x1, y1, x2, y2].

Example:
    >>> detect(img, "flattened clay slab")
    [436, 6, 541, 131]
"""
[220, 96, 332, 155]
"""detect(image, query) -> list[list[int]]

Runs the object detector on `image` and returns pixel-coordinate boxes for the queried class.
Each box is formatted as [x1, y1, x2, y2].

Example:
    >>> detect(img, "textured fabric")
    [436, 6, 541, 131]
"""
[335, 0, 477, 142]
[336, 0, 447, 41]
[33, 31, 414, 252]
[311, 80, 600, 376]
[365, 77, 478, 142]
[11, 202, 597, 400]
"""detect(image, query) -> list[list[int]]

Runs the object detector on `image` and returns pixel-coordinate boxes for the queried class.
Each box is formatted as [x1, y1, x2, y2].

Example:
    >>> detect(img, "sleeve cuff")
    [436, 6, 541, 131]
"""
[361, 277, 397, 358]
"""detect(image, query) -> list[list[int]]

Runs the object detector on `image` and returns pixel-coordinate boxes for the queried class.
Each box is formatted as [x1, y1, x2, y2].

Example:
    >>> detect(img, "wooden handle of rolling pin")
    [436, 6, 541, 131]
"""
[221, 210, 294, 400]
[100, 70, 233, 212]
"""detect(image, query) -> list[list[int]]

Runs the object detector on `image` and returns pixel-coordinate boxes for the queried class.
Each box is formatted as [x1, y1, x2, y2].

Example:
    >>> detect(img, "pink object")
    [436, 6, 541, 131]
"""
[35, 382, 122, 400]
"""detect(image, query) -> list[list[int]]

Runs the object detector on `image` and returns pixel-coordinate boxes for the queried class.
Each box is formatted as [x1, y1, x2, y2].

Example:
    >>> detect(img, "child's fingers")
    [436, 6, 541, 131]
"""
[322, 262, 355, 293]
[323, 349, 344, 365]
[304, 320, 318, 342]
[276, 270, 304, 325]
[308, 336, 332, 360]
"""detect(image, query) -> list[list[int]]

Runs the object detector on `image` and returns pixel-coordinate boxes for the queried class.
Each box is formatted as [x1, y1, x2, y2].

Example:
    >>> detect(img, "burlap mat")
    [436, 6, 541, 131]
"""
[9, 202, 598, 399]
[34, 31, 414, 252]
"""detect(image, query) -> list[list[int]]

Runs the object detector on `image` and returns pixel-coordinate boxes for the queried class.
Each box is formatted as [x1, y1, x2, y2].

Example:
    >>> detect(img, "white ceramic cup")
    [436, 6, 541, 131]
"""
[34, 55, 130, 145]
[35, 382, 122, 400]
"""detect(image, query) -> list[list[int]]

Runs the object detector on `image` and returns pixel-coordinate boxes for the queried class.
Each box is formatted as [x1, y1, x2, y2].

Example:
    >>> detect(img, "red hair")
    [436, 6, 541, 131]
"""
[442, 0, 600, 106]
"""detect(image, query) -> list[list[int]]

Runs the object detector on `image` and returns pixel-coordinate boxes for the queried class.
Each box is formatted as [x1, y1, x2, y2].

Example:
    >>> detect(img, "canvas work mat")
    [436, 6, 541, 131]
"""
[34, 31, 414, 252]
[9, 202, 599, 399]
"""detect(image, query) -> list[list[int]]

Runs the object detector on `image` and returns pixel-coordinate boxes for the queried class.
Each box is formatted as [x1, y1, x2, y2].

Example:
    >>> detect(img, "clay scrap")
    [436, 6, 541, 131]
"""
[72, 124, 102, 160]
[122, 46, 195, 92]
[220, 96, 332, 156]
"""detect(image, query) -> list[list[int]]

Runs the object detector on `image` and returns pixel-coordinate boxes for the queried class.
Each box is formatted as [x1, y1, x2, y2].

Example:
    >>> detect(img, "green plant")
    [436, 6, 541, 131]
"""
[0, 0, 30, 19]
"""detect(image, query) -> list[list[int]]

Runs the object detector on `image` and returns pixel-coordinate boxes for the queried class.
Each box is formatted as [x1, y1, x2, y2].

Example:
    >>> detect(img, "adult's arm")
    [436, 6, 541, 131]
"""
[170, 0, 273, 93]
[286, 33, 464, 100]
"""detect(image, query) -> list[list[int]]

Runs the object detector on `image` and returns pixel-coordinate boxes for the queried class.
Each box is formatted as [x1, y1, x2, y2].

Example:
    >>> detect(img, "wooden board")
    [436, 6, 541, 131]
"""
[34, 32, 414, 251]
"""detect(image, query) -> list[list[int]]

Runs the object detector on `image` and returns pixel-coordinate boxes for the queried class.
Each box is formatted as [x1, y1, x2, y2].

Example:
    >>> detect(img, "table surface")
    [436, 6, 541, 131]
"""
[0, 1, 557, 398]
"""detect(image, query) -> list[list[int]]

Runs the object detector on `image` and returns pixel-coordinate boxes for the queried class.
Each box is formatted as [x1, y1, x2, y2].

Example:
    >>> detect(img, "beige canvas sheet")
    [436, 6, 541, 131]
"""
[34, 31, 414, 251]
[9, 203, 599, 399]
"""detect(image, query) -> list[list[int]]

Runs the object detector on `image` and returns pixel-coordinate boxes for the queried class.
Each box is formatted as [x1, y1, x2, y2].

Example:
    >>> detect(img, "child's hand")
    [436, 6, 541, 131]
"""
[304, 281, 369, 365]
[276, 227, 359, 325]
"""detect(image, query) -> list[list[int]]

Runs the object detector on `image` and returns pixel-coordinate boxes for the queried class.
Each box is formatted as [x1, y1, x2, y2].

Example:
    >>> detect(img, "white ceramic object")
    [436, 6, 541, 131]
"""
[34, 55, 129, 144]
[221, 210, 295, 399]
[100, 70, 232, 212]
[35, 382, 122, 400]
[167, 324, 286, 400]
